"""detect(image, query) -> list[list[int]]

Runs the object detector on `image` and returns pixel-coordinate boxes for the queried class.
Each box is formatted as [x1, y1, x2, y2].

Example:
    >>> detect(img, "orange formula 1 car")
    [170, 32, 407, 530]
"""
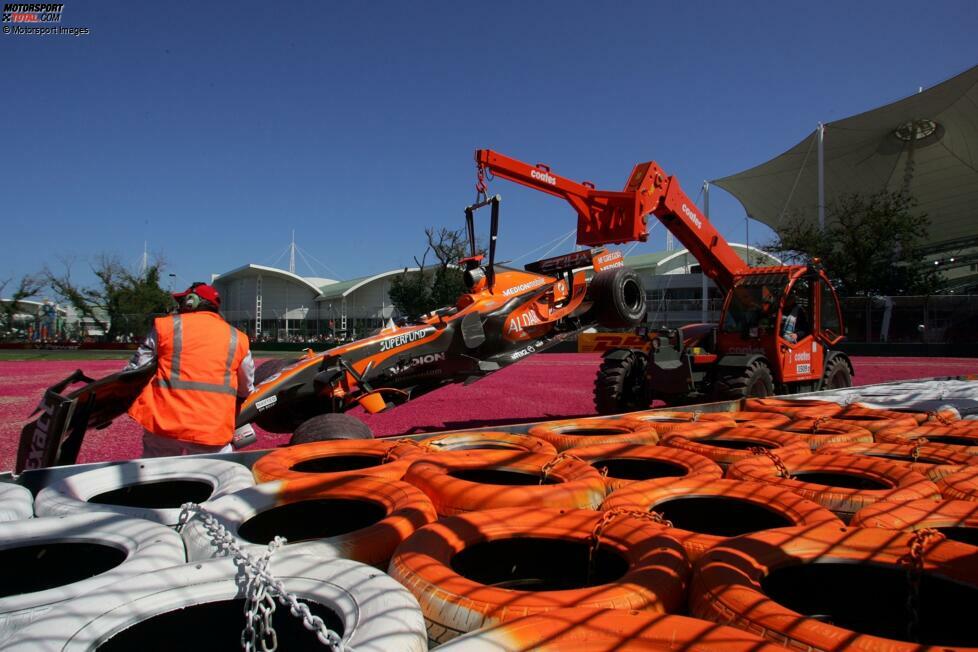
[238, 194, 646, 440]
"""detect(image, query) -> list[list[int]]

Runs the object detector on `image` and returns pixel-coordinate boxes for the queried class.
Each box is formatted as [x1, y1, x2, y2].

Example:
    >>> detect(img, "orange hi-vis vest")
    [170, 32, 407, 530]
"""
[128, 312, 250, 446]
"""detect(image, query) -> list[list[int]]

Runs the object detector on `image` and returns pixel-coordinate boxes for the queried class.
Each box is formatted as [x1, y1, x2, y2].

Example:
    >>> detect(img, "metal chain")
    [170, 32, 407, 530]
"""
[810, 416, 830, 433]
[587, 508, 672, 574]
[748, 446, 795, 479]
[910, 437, 929, 462]
[475, 164, 488, 202]
[539, 452, 588, 484]
[930, 410, 955, 426]
[243, 537, 284, 652]
[178, 504, 345, 652]
[900, 528, 945, 643]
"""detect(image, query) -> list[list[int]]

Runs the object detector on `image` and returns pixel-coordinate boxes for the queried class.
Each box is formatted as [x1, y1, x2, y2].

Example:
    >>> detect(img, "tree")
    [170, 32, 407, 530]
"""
[389, 227, 469, 318]
[426, 227, 467, 308]
[45, 254, 172, 340]
[765, 191, 939, 296]
[0, 275, 44, 339]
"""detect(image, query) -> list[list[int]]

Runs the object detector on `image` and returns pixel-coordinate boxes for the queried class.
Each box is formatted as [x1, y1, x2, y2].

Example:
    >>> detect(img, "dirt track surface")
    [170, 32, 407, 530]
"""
[2, 354, 976, 472]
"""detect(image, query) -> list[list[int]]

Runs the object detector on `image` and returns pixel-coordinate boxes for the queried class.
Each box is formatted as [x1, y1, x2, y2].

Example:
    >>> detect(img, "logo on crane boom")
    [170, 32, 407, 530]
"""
[530, 169, 557, 186]
[681, 203, 702, 229]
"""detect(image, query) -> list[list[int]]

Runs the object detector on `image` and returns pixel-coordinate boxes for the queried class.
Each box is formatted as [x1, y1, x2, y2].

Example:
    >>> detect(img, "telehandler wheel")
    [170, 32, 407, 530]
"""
[821, 356, 852, 390]
[715, 360, 774, 400]
[588, 267, 647, 328]
[594, 352, 649, 415]
[289, 413, 374, 446]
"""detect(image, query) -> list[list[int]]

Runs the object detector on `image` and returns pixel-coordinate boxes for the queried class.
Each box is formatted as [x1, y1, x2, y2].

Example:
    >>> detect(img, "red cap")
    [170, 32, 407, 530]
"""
[172, 282, 221, 307]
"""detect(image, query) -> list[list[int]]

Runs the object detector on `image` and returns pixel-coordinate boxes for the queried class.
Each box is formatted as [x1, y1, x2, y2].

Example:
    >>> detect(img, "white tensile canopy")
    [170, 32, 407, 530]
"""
[712, 65, 978, 253]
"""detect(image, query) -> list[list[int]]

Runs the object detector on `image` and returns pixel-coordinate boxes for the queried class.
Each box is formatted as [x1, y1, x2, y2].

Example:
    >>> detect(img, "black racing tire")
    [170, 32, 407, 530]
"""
[254, 358, 289, 385]
[289, 413, 374, 446]
[821, 355, 852, 390]
[714, 360, 774, 400]
[588, 268, 646, 328]
[594, 352, 650, 415]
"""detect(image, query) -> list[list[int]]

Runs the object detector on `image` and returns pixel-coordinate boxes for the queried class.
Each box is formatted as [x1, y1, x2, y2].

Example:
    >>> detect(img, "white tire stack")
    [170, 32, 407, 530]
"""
[3, 553, 427, 651]
[0, 483, 33, 522]
[34, 458, 254, 526]
[0, 513, 186, 648]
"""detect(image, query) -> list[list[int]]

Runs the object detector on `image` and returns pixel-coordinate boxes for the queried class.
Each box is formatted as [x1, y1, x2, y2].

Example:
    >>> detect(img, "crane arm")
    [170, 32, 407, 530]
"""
[476, 149, 747, 291]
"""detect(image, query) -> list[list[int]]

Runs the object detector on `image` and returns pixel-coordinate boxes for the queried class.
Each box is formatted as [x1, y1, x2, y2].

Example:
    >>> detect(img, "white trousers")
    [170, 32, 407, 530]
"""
[141, 430, 233, 458]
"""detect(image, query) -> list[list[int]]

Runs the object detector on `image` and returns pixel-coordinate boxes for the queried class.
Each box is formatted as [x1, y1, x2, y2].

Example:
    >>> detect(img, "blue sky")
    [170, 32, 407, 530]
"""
[2, 1, 975, 291]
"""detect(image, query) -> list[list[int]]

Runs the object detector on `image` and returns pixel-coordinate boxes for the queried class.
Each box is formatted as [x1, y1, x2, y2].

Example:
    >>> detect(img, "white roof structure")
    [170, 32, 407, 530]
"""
[713, 65, 978, 253]
[212, 263, 337, 293]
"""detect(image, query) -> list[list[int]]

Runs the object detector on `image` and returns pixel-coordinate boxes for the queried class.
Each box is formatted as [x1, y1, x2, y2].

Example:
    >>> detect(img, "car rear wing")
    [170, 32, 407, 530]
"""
[524, 247, 625, 276]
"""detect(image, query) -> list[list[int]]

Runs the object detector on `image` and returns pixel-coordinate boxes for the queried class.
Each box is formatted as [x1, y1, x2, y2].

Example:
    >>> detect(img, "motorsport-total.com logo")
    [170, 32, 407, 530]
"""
[2, 3, 64, 22]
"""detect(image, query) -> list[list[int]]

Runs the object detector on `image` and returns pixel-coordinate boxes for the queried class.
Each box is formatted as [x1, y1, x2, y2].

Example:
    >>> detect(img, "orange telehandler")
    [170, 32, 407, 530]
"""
[471, 150, 853, 412]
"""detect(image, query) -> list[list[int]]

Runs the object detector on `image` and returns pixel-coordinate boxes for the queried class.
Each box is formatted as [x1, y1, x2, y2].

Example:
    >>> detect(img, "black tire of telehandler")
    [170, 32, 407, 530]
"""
[594, 352, 650, 415]
[588, 268, 647, 328]
[289, 413, 374, 446]
[715, 360, 774, 400]
[821, 356, 852, 390]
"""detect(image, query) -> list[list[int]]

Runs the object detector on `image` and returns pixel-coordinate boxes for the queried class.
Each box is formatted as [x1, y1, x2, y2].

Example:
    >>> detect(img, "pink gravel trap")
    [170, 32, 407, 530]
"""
[1, 354, 976, 472]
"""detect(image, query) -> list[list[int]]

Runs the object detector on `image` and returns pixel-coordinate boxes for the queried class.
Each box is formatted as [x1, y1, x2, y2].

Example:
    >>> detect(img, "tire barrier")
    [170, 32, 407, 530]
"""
[419, 430, 557, 455]
[570, 443, 722, 493]
[849, 403, 961, 425]
[527, 417, 658, 451]
[914, 463, 975, 484]
[601, 477, 841, 561]
[388, 507, 689, 646]
[875, 421, 978, 449]
[834, 405, 921, 434]
[626, 410, 736, 437]
[817, 441, 978, 480]
[4, 553, 427, 652]
[852, 499, 978, 545]
[710, 410, 792, 428]
[937, 466, 978, 502]
[743, 397, 843, 419]
[690, 524, 978, 651]
[0, 513, 185, 647]
[726, 453, 942, 521]
[660, 426, 810, 470]
[0, 483, 33, 522]
[181, 475, 437, 567]
[402, 450, 606, 515]
[435, 607, 789, 652]
[820, 440, 978, 466]
[251, 438, 427, 483]
[781, 417, 874, 450]
[33, 458, 254, 526]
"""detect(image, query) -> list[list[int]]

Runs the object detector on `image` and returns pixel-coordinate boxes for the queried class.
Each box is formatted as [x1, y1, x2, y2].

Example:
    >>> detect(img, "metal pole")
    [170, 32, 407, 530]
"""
[817, 122, 825, 229]
[702, 182, 710, 322]
[745, 218, 750, 267]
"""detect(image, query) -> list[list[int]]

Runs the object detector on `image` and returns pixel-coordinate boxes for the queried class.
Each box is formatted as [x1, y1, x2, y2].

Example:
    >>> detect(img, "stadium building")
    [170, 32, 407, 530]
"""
[210, 245, 776, 340]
